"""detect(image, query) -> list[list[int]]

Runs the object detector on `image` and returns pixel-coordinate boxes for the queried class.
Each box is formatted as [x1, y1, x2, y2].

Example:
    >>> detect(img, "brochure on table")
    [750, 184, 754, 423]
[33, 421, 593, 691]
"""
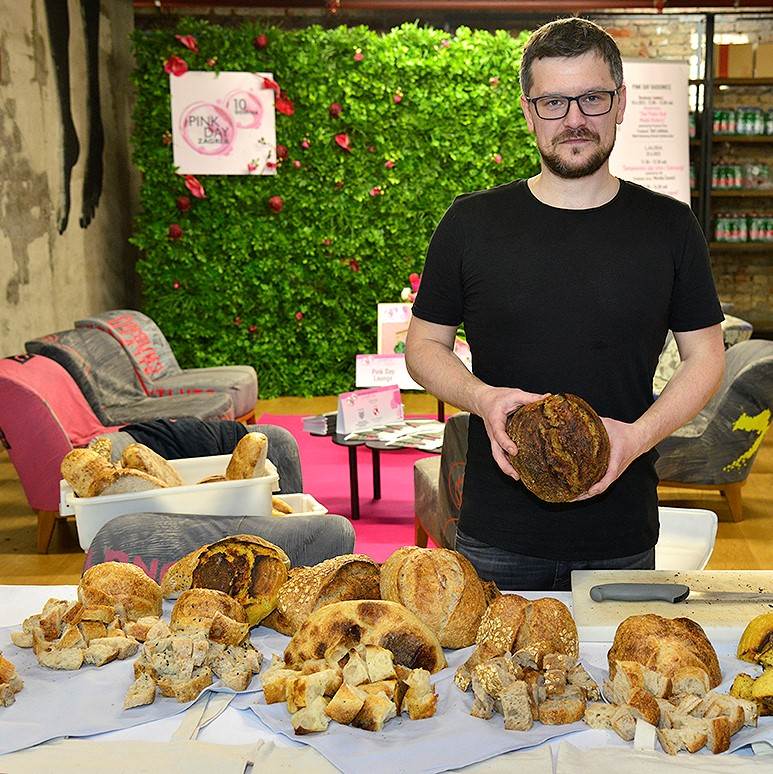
[336, 385, 404, 434]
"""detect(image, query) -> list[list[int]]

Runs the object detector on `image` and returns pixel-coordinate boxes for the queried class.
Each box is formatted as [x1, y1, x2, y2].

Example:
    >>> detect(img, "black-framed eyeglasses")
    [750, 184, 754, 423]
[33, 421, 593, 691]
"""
[525, 89, 619, 120]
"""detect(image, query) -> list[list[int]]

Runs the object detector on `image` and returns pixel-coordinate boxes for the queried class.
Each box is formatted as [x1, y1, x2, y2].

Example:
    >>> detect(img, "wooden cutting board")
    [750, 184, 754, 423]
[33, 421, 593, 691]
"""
[571, 569, 773, 643]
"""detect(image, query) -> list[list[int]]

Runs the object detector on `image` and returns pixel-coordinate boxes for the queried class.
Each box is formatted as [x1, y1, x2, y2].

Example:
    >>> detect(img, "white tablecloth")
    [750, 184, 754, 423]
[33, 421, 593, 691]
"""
[0, 585, 770, 773]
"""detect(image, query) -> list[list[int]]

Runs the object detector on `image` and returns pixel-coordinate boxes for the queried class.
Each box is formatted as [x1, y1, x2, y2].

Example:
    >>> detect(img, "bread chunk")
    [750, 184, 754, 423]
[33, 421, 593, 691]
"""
[501, 681, 533, 731]
[292, 695, 331, 735]
[364, 645, 397, 683]
[325, 683, 368, 725]
[672, 666, 710, 697]
[583, 701, 617, 730]
[351, 692, 397, 732]
[124, 673, 156, 709]
[566, 662, 600, 701]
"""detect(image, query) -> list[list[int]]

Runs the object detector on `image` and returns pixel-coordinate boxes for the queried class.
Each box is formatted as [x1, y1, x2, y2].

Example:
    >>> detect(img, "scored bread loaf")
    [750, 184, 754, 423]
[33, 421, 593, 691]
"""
[162, 535, 289, 626]
[120, 443, 183, 487]
[379, 547, 491, 649]
[608, 614, 721, 689]
[263, 554, 380, 636]
[285, 600, 447, 674]
[78, 562, 162, 621]
[226, 433, 268, 480]
[505, 393, 609, 502]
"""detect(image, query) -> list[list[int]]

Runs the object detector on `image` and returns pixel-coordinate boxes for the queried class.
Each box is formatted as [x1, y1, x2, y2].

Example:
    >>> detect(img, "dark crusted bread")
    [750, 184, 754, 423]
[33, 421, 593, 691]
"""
[505, 393, 610, 502]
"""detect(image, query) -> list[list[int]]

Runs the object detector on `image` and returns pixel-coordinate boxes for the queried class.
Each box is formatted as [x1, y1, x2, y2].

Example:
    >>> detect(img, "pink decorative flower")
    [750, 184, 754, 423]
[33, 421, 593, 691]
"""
[300, 138, 311, 150]
[393, 91, 403, 104]
[295, 311, 304, 321]
[247, 162, 258, 173]
[248, 324, 258, 334]
[440, 39, 451, 48]
[172, 281, 181, 289]
[268, 195, 284, 213]
[168, 224, 183, 240]
[262, 77, 281, 96]
[276, 94, 295, 116]
[176, 195, 191, 212]
[253, 34, 269, 49]
[175, 35, 199, 54]
[322, 237, 333, 246]
[349, 259, 360, 272]
[334, 133, 352, 152]
[234, 316, 242, 326]
[265, 160, 277, 171]
[367, 145, 376, 153]
[409, 272, 421, 292]
[184, 175, 206, 199]
[206, 57, 217, 68]
[328, 102, 343, 118]
[489, 76, 500, 88]
[369, 186, 383, 197]
[276, 144, 289, 160]
[492, 153, 503, 164]
[353, 50, 364, 62]
[164, 55, 188, 77]
[293, 159, 302, 169]
[385, 159, 395, 169]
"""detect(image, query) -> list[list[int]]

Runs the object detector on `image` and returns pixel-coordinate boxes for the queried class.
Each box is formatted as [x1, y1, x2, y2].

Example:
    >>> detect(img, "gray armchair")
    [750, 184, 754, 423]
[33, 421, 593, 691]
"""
[656, 339, 773, 521]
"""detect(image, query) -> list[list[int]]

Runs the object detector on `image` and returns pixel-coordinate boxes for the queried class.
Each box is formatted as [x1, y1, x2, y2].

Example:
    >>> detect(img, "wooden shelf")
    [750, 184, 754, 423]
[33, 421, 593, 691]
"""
[709, 242, 773, 252]
[690, 78, 773, 87]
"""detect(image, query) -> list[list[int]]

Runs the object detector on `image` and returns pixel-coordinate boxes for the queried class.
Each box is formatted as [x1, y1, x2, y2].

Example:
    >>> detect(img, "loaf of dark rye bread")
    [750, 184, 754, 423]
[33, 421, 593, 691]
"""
[505, 393, 610, 502]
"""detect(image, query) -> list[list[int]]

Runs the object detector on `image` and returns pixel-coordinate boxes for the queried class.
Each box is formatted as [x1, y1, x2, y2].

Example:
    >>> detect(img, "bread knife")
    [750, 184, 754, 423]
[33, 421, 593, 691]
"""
[588, 582, 773, 603]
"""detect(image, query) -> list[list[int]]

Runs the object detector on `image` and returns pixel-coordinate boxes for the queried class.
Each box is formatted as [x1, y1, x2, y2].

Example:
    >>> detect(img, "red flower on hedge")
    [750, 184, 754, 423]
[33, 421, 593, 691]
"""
[300, 138, 311, 149]
[295, 311, 304, 321]
[164, 55, 188, 77]
[276, 94, 295, 116]
[248, 324, 258, 334]
[349, 259, 360, 272]
[385, 159, 395, 169]
[393, 91, 403, 104]
[492, 153, 503, 164]
[206, 57, 217, 68]
[176, 195, 191, 212]
[262, 77, 281, 96]
[369, 186, 383, 197]
[335, 133, 352, 152]
[254, 34, 269, 49]
[234, 316, 242, 326]
[409, 272, 421, 292]
[175, 35, 199, 54]
[168, 224, 183, 239]
[329, 102, 343, 118]
[172, 281, 181, 289]
[353, 50, 364, 62]
[293, 160, 302, 169]
[184, 175, 206, 199]
[276, 144, 289, 160]
[268, 195, 284, 213]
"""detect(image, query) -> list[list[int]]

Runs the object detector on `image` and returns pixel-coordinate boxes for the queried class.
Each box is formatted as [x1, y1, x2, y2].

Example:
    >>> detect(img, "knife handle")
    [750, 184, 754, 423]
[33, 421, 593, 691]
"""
[589, 583, 690, 603]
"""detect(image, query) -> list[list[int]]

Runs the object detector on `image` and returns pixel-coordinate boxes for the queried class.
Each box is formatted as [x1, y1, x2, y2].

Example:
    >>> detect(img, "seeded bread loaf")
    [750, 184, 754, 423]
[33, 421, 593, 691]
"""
[505, 393, 610, 502]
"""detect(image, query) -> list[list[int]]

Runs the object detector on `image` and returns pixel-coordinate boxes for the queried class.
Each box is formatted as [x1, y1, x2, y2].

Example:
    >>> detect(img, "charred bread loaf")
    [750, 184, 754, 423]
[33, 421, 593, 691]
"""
[379, 547, 491, 648]
[608, 614, 721, 688]
[284, 600, 447, 674]
[263, 554, 380, 636]
[78, 562, 162, 621]
[505, 393, 610, 502]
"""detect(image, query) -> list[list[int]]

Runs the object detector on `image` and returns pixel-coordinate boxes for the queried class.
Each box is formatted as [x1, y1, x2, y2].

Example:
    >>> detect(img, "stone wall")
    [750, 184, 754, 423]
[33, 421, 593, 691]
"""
[0, 0, 138, 358]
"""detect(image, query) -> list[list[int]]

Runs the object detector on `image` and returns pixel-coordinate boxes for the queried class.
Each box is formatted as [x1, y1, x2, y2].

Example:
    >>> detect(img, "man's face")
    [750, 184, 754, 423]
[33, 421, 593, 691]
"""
[521, 51, 626, 179]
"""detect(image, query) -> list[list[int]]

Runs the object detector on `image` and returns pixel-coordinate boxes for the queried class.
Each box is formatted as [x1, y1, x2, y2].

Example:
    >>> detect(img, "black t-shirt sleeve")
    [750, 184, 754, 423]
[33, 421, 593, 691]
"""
[668, 208, 724, 332]
[411, 200, 465, 327]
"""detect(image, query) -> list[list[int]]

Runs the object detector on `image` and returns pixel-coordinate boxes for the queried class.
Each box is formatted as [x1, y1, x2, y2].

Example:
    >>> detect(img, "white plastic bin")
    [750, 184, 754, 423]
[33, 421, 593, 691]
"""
[60, 454, 279, 551]
[273, 493, 328, 518]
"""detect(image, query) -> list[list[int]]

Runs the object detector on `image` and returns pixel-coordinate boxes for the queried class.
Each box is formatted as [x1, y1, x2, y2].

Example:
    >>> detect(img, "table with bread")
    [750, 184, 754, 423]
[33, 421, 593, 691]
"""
[1, 540, 772, 772]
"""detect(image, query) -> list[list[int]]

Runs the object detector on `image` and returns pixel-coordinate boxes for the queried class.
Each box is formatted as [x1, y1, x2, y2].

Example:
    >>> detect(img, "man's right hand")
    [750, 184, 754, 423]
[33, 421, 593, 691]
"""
[473, 385, 549, 479]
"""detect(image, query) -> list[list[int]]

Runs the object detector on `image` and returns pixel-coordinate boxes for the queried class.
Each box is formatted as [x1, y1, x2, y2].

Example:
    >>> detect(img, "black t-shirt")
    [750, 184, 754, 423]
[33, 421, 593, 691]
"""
[411, 178, 723, 560]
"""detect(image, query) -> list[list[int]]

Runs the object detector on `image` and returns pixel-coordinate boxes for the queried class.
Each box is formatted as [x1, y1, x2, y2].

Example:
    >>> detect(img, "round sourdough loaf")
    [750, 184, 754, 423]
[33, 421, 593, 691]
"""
[379, 547, 489, 648]
[505, 393, 610, 502]
[78, 561, 162, 620]
[284, 599, 447, 673]
[455, 595, 578, 688]
[262, 554, 380, 636]
[608, 614, 721, 688]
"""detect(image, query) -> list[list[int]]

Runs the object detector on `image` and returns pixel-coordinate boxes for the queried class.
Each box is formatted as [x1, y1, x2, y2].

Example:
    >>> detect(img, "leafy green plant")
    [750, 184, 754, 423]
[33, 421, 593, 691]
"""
[131, 21, 539, 396]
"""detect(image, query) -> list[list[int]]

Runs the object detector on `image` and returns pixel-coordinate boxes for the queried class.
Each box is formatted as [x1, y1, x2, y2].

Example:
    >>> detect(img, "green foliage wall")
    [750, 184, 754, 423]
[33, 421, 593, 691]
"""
[131, 21, 539, 397]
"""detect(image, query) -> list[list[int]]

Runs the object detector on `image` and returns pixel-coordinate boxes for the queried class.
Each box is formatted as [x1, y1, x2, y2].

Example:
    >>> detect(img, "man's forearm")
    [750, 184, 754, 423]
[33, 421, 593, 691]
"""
[405, 338, 488, 415]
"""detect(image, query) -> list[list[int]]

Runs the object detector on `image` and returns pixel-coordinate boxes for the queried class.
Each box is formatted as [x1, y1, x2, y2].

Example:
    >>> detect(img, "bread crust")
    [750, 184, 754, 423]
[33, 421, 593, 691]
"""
[505, 393, 609, 502]
[284, 600, 447, 674]
[226, 433, 268, 480]
[120, 444, 183, 488]
[263, 554, 380, 636]
[379, 547, 487, 649]
[171, 588, 247, 632]
[78, 562, 162, 621]
[608, 614, 721, 688]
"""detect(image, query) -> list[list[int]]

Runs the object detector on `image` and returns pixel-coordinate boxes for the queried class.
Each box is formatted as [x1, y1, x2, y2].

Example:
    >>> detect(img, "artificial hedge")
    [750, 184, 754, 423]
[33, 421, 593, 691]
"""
[131, 21, 540, 397]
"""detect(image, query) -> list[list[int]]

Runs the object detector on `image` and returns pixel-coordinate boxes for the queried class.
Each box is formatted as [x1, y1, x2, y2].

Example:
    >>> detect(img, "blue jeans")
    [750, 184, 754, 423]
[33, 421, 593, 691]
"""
[455, 528, 655, 592]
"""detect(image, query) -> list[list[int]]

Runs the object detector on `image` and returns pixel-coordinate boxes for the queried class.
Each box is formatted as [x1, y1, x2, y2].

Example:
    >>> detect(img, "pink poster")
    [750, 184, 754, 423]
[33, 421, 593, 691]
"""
[170, 71, 277, 175]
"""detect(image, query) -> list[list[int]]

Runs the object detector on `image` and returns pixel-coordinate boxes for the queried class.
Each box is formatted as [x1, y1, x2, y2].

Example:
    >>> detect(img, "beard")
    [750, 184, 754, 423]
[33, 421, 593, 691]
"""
[537, 127, 615, 179]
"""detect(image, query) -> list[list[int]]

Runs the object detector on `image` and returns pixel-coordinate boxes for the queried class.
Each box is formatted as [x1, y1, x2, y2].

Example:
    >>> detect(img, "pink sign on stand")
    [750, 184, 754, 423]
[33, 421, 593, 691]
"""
[336, 385, 404, 435]
[170, 71, 277, 175]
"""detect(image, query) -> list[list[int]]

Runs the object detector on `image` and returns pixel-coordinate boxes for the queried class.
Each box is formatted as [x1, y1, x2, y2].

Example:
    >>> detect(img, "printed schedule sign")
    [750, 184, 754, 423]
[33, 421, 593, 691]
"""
[170, 71, 277, 175]
[609, 60, 690, 204]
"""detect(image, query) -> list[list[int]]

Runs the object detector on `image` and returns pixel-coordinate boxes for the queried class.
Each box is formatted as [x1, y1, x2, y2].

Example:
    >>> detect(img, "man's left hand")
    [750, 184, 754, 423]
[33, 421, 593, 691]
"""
[573, 417, 649, 501]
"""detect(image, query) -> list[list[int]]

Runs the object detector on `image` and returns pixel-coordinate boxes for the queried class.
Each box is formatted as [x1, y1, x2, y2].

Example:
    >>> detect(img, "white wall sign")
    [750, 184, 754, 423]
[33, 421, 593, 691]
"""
[170, 71, 277, 175]
[609, 60, 690, 204]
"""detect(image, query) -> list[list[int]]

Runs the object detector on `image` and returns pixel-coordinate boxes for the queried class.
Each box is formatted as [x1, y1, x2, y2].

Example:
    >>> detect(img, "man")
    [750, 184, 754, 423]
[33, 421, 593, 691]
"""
[405, 17, 725, 591]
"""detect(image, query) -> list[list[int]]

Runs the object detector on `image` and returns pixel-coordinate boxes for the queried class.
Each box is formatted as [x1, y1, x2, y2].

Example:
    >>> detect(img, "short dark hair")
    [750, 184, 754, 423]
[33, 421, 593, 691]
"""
[519, 17, 623, 96]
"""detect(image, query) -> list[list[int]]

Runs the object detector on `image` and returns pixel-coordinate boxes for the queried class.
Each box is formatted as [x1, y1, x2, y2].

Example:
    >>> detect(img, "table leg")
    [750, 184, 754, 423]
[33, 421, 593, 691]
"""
[348, 445, 360, 520]
[372, 447, 381, 500]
